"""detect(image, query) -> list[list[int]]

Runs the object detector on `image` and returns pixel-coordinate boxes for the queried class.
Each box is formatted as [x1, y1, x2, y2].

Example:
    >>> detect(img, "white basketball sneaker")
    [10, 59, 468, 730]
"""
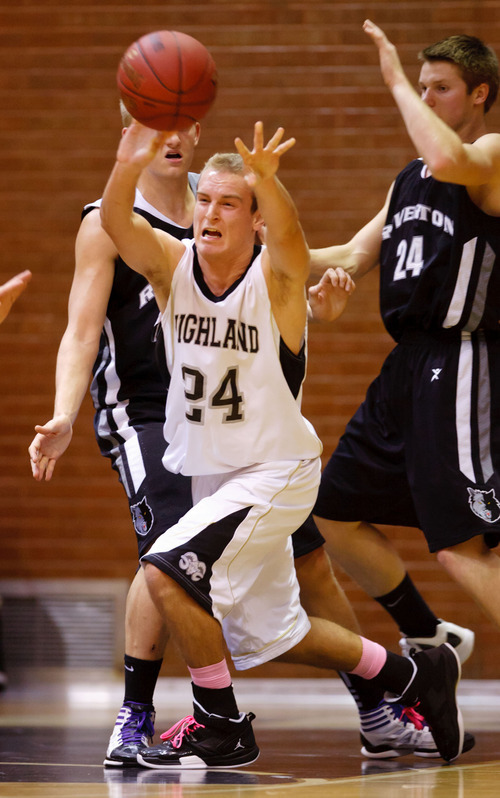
[399, 619, 475, 664]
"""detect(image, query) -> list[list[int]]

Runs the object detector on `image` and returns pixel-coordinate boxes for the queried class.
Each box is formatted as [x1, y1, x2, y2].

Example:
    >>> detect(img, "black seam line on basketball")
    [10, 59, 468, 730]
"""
[135, 35, 211, 97]
[116, 86, 211, 109]
[135, 37, 181, 120]
[169, 31, 213, 94]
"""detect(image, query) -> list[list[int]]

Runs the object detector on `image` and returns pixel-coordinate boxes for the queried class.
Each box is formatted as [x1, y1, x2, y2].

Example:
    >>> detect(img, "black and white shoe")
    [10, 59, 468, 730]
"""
[137, 702, 259, 770]
[360, 701, 441, 758]
[387, 643, 464, 763]
[399, 619, 475, 664]
[104, 701, 155, 767]
[360, 700, 475, 759]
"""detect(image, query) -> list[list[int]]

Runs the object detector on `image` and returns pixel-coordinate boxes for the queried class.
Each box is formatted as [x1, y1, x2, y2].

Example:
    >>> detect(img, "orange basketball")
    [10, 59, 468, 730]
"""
[117, 30, 218, 130]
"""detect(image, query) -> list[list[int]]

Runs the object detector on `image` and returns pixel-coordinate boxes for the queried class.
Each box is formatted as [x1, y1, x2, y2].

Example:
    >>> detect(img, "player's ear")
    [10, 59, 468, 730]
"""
[252, 212, 265, 234]
[121, 127, 128, 136]
[193, 122, 201, 145]
[473, 82, 489, 108]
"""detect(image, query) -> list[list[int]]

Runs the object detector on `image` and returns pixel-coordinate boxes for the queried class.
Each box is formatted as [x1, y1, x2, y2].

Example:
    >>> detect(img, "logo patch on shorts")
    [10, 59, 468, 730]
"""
[179, 551, 206, 581]
[131, 497, 154, 536]
[467, 487, 500, 524]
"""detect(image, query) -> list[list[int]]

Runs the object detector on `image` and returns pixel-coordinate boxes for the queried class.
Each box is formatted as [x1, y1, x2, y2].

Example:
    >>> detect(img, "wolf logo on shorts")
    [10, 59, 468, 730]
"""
[131, 497, 154, 536]
[467, 488, 500, 524]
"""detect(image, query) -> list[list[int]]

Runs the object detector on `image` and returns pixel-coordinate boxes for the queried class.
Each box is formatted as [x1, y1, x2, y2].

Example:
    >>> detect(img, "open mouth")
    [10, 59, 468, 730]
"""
[202, 228, 222, 238]
[165, 152, 182, 160]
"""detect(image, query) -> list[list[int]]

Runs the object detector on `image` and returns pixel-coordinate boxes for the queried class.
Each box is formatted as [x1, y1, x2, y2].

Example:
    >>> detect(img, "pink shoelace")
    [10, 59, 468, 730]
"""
[399, 704, 426, 730]
[160, 715, 205, 749]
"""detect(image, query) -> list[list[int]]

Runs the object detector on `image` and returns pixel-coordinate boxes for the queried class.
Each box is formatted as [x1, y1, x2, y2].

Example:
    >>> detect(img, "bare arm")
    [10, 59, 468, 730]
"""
[364, 19, 500, 203]
[28, 211, 115, 481]
[235, 122, 309, 353]
[100, 122, 185, 310]
[0, 270, 31, 324]
[309, 196, 391, 281]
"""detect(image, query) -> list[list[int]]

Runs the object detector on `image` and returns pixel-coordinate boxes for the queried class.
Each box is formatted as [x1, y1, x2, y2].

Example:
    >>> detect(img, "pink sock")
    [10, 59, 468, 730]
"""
[348, 637, 387, 680]
[188, 659, 232, 689]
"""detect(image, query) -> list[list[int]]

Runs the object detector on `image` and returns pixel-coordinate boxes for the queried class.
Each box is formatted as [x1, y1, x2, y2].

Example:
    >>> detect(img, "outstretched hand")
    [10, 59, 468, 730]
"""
[0, 270, 31, 324]
[235, 121, 295, 188]
[116, 120, 169, 170]
[308, 267, 356, 323]
[28, 415, 73, 482]
[363, 19, 406, 91]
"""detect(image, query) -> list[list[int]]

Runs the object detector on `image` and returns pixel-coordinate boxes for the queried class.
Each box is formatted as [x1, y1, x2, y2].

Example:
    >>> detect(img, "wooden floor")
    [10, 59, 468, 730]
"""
[1, 668, 500, 797]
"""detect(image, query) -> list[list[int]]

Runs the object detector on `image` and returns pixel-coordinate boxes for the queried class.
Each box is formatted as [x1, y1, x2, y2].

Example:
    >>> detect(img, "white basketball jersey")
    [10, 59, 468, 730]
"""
[161, 240, 322, 475]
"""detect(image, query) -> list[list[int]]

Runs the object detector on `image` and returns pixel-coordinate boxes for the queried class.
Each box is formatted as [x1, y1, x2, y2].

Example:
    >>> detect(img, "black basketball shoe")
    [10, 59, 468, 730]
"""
[137, 702, 259, 770]
[386, 643, 464, 762]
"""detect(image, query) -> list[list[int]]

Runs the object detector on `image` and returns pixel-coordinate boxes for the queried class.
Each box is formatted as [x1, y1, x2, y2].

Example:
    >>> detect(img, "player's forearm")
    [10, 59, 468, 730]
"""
[256, 176, 309, 277]
[309, 245, 357, 280]
[256, 176, 302, 240]
[100, 161, 142, 248]
[391, 79, 467, 180]
[53, 334, 99, 423]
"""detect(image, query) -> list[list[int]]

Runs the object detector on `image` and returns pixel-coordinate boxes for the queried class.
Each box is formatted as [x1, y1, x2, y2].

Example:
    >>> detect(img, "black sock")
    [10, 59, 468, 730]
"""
[369, 650, 415, 697]
[192, 682, 240, 719]
[123, 654, 162, 706]
[338, 671, 385, 712]
[375, 573, 438, 636]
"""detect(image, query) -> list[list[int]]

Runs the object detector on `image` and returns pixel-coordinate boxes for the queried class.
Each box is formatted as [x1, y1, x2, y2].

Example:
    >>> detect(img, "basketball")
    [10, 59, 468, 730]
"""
[117, 30, 218, 131]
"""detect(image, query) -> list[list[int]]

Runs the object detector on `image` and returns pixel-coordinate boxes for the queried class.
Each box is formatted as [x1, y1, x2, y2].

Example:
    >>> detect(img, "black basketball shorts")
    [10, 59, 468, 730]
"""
[99, 421, 193, 558]
[314, 330, 500, 552]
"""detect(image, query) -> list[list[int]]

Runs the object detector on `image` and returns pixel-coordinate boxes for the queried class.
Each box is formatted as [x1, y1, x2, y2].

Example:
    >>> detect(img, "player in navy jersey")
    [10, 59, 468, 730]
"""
[96, 118, 466, 769]
[310, 20, 500, 660]
[27, 107, 201, 766]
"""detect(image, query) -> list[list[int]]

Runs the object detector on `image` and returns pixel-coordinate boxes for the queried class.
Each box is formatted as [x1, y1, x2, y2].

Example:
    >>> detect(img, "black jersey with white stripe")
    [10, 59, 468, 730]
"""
[84, 179, 198, 450]
[380, 158, 500, 342]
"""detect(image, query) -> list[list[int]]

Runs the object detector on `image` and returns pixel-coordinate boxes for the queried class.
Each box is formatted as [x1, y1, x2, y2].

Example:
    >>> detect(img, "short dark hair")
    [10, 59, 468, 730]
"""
[200, 153, 258, 212]
[419, 35, 499, 112]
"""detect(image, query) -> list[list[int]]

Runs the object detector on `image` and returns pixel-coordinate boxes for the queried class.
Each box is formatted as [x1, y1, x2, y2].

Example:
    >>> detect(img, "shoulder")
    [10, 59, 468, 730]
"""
[76, 204, 118, 261]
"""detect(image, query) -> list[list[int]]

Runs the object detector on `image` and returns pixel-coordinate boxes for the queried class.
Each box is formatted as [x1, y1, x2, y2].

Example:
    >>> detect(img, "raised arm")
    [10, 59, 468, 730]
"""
[364, 19, 500, 201]
[236, 122, 309, 285]
[235, 122, 309, 352]
[100, 122, 185, 310]
[29, 211, 115, 481]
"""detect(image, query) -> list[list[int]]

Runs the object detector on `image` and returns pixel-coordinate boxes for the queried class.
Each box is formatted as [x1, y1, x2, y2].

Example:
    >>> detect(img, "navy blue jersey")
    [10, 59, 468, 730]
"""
[84, 179, 198, 451]
[380, 159, 500, 342]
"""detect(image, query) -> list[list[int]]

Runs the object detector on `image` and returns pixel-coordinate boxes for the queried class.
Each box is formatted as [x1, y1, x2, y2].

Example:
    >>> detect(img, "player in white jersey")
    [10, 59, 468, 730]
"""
[162, 240, 321, 475]
[98, 118, 465, 769]
[28, 107, 449, 767]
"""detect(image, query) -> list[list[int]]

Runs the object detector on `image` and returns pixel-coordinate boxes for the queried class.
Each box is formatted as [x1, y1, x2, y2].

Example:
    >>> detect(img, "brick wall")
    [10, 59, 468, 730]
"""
[1, 0, 499, 677]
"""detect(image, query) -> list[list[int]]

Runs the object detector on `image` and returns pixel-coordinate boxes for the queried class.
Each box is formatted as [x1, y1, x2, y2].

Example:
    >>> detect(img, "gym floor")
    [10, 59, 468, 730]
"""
[0, 669, 499, 797]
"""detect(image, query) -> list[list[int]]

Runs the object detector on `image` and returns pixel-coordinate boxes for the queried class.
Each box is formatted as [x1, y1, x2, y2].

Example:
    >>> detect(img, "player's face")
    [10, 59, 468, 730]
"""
[150, 122, 201, 175]
[194, 169, 260, 259]
[418, 61, 478, 133]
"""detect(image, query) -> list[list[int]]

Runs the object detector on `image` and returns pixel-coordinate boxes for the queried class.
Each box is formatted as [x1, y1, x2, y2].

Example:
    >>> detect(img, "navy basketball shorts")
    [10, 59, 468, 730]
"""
[97, 421, 193, 558]
[142, 457, 321, 669]
[314, 330, 500, 553]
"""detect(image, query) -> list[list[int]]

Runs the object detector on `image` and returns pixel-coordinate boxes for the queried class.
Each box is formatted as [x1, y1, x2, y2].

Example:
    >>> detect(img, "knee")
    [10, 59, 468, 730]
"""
[142, 562, 175, 599]
[436, 547, 455, 569]
[296, 546, 334, 587]
[436, 536, 489, 574]
[313, 516, 362, 546]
